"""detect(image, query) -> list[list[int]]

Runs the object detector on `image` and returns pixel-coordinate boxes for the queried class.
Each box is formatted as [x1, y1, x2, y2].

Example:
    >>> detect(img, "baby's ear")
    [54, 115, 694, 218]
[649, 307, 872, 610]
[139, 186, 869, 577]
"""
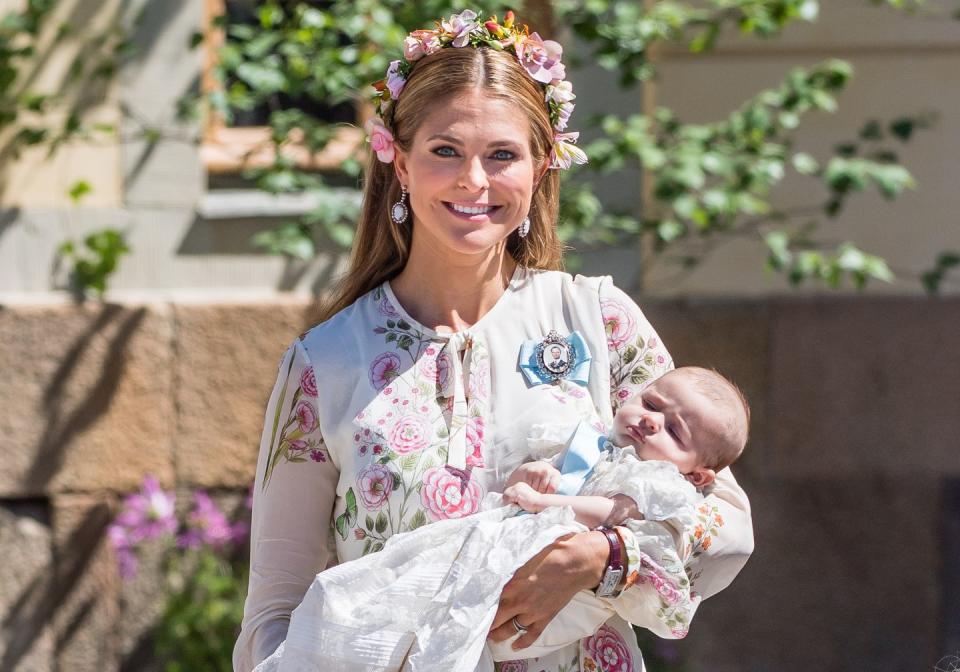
[687, 468, 716, 488]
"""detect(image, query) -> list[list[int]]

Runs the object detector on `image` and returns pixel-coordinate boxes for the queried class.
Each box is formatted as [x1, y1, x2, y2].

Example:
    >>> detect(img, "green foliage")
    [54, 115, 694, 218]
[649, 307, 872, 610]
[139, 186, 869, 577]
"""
[58, 189, 131, 299]
[154, 549, 248, 672]
[922, 252, 960, 294]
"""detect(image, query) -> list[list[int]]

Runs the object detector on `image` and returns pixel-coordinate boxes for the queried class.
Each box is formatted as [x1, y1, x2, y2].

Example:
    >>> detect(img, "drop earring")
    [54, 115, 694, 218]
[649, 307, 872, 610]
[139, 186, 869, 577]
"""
[391, 184, 409, 224]
[518, 216, 530, 238]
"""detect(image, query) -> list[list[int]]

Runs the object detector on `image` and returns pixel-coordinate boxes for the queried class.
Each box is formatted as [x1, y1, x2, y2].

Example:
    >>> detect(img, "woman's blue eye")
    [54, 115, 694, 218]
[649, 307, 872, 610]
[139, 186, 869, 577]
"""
[433, 146, 457, 157]
[492, 149, 515, 161]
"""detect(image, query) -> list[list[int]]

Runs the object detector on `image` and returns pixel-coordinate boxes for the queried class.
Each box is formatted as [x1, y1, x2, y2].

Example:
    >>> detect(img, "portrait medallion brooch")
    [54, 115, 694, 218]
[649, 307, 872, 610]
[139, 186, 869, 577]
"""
[519, 330, 592, 387]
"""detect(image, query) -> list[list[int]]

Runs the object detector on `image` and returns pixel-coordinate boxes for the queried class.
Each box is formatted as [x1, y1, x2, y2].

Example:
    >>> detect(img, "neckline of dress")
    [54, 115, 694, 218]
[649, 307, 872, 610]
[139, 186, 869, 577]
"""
[382, 265, 527, 339]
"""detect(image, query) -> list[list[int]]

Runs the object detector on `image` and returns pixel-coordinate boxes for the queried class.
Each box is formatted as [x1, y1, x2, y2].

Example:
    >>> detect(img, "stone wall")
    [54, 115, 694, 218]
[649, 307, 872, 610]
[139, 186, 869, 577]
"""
[0, 295, 957, 670]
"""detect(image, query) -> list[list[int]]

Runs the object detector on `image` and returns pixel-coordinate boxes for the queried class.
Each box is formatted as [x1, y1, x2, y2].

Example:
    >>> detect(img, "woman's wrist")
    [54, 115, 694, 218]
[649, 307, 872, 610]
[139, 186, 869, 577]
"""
[561, 530, 609, 591]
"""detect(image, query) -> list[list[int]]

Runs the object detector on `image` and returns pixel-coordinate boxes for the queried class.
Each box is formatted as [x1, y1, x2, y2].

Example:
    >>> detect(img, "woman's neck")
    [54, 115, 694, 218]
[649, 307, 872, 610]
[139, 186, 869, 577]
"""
[390, 241, 517, 333]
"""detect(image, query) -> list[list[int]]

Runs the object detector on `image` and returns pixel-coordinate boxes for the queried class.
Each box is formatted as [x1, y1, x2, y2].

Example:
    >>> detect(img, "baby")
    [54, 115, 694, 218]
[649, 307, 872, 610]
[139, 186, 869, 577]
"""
[503, 365, 749, 527]
[255, 366, 749, 672]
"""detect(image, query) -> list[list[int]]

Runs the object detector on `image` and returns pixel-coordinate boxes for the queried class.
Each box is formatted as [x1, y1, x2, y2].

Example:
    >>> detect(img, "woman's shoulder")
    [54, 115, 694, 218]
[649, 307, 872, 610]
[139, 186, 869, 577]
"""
[292, 285, 385, 365]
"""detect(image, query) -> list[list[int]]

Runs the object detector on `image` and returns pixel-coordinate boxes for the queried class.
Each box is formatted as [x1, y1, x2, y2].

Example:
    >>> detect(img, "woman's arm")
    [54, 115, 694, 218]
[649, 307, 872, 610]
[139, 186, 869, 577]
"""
[233, 339, 340, 672]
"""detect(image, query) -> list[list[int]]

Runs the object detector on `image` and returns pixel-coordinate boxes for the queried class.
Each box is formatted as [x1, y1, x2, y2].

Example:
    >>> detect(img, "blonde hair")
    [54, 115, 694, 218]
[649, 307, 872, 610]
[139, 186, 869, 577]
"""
[671, 366, 751, 471]
[317, 47, 563, 322]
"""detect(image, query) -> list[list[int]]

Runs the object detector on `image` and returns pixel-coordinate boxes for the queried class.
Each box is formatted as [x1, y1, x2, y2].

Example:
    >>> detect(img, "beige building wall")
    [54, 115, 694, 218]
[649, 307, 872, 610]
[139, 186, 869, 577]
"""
[644, 1, 960, 297]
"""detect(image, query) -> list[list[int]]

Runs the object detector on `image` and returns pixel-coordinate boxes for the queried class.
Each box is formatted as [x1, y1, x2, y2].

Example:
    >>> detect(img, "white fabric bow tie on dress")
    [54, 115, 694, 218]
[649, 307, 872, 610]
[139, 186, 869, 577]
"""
[435, 330, 487, 471]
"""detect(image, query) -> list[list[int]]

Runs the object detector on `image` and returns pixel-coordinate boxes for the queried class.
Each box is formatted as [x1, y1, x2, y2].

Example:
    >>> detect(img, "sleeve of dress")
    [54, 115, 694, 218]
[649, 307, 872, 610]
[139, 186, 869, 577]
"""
[233, 338, 340, 672]
[597, 279, 755, 630]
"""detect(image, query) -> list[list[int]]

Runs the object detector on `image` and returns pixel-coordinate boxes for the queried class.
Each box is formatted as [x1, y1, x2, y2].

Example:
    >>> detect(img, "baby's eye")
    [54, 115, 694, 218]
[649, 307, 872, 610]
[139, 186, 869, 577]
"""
[643, 399, 658, 411]
[433, 146, 457, 157]
[491, 149, 515, 161]
[668, 426, 681, 441]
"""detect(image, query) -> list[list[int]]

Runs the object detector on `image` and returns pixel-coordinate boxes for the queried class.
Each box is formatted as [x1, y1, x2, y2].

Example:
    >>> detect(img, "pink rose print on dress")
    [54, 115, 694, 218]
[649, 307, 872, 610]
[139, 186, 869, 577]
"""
[420, 466, 482, 521]
[294, 401, 318, 433]
[299, 366, 318, 397]
[498, 661, 528, 672]
[357, 463, 393, 510]
[465, 416, 485, 468]
[584, 625, 633, 672]
[436, 352, 452, 393]
[388, 415, 430, 454]
[600, 298, 637, 349]
[369, 352, 402, 390]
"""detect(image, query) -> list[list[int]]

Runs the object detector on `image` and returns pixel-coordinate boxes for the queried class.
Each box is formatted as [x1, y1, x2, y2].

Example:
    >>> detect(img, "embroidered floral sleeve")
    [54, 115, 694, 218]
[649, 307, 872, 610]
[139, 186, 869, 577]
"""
[234, 338, 340, 672]
[598, 281, 673, 413]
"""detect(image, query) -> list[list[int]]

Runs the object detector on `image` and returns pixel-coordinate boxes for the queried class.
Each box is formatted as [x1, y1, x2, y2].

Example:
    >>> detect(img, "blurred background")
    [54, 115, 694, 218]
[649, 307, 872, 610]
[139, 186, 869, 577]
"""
[0, 0, 958, 670]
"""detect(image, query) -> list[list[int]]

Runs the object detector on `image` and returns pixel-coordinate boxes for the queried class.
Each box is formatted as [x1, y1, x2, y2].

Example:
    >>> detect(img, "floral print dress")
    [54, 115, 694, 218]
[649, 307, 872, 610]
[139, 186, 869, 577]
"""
[234, 267, 754, 672]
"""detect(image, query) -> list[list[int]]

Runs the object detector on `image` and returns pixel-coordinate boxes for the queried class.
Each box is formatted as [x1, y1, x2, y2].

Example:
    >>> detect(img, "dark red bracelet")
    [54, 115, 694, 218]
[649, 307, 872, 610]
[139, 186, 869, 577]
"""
[593, 525, 624, 598]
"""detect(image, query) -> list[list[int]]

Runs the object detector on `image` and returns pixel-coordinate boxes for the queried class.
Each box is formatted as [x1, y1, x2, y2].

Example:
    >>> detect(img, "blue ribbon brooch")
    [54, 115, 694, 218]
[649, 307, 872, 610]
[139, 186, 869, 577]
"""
[518, 329, 591, 387]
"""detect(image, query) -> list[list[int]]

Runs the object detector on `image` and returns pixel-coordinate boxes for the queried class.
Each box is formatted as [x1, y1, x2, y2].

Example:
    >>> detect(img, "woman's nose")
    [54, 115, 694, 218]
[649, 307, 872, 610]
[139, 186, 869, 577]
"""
[458, 155, 489, 191]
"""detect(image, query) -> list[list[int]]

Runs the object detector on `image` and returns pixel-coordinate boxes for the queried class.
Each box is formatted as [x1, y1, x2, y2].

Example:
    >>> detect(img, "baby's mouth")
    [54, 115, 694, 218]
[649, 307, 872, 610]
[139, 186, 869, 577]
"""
[626, 425, 646, 444]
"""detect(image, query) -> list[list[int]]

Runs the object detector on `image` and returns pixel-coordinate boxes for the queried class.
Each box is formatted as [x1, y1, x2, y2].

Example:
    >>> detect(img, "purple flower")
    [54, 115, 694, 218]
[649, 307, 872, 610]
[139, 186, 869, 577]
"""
[369, 352, 402, 390]
[107, 523, 139, 580]
[115, 475, 177, 544]
[385, 60, 405, 99]
[357, 463, 393, 510]
[441, 10, 479, 48]
[516, 32, 565, 84]
[309, 449, 327, 463]
[299, 366, 318, 397]
[177, 491, 236, 550]
[379, 295, 400, 318]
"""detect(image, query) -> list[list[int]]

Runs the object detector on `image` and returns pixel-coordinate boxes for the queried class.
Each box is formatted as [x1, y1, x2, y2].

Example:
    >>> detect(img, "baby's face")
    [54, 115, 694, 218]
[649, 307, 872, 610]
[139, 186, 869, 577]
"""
[612, 371, 722, 478]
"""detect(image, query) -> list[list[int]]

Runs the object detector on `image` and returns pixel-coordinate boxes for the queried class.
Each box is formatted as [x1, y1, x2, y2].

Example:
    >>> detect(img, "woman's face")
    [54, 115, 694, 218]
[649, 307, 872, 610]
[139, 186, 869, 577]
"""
[394, 88, 544, 260]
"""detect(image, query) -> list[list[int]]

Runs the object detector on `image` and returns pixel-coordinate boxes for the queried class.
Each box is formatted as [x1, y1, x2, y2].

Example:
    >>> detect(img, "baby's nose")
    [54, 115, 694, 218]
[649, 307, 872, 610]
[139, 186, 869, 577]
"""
[640, 413, 662, 433]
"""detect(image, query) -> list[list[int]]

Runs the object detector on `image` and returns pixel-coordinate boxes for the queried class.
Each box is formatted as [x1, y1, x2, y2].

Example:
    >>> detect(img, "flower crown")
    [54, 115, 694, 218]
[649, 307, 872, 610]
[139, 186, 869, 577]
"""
[365, 10, 587, 171]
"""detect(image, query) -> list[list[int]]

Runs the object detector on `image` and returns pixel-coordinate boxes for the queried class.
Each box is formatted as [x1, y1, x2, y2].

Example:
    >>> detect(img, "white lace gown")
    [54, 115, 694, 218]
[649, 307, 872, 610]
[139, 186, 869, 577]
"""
[234, 268, 754, 672]
[251, 428, 702, 672]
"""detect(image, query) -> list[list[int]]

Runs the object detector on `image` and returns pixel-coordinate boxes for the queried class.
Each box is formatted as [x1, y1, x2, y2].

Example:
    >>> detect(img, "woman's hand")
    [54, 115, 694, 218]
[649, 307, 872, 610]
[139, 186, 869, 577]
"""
[488, 530, 609, 650]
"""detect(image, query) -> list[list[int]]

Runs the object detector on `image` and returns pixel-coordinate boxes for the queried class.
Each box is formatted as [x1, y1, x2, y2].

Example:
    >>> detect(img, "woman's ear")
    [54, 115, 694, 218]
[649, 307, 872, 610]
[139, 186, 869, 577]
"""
[393, 148, 409, 188]
[533, 160, 550, 190]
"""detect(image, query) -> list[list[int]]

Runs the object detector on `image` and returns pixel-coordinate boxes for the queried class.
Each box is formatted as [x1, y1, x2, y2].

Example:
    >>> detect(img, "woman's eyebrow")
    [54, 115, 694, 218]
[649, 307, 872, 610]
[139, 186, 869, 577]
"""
[426, 133, 462, 144]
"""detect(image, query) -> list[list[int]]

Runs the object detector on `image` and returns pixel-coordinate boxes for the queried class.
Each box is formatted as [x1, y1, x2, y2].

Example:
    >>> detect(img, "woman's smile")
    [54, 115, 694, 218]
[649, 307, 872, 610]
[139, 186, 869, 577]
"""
[443, 201, 503, 220]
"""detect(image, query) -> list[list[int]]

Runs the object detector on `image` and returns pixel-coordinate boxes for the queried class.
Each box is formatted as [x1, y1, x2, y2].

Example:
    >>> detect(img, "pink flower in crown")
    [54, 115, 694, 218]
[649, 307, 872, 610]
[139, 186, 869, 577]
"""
[294, 400, 318, 433]
[420, 466, 482, 521]
[546, 80, 576, 105]
[498, 662, 528, 672]
[516, 32, 565, 84]
[369, 351, 402, 390]
[404, 29, 442, 61]
[465, 416, 485, 468]
[583, 625, 633, 672]
[550, 131, 588, 170]
[385, 60, 406, 99]
[299, 366, 318, 397]
[600, 298, 637, 349]
[440, 9, 479, 48]
[365, 118, 395, 163]
[388, 414, 430, 454]
[357, 463, 393, 510]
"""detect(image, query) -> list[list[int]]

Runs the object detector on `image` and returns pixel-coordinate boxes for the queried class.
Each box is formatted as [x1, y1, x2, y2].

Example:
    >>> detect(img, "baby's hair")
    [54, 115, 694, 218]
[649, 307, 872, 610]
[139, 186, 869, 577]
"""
[669, 366, 750, 471]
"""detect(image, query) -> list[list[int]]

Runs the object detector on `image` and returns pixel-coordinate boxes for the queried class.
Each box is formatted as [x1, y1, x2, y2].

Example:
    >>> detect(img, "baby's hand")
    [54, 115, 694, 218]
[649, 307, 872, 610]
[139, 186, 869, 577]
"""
[502, 482, 546, 513]
[506, 461, 561, 494]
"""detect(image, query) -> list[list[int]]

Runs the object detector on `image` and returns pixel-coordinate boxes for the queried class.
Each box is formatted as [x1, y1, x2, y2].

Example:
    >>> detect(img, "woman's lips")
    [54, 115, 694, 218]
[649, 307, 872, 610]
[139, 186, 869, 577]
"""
[443, 202, 502, 220]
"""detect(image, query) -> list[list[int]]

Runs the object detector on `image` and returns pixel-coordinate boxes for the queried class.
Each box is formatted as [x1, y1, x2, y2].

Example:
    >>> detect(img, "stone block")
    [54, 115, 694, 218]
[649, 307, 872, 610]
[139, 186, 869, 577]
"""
[0, 501, 54, 672]
[0, 303, 176, 497]
[51, 494, 121, 671]
[767, 297, 960, 478]
[679, 474, 941, 671]
[173, 302, 312, 488]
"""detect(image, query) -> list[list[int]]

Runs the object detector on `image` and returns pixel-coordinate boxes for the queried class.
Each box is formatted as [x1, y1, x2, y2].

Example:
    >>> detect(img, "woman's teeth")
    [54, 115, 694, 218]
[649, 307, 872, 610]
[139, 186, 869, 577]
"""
[450, 203, 495, 215]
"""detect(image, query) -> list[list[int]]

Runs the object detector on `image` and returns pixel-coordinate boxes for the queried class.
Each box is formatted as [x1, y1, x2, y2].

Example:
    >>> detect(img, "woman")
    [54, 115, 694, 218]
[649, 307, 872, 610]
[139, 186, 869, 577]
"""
[234, 12, 753, 672]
